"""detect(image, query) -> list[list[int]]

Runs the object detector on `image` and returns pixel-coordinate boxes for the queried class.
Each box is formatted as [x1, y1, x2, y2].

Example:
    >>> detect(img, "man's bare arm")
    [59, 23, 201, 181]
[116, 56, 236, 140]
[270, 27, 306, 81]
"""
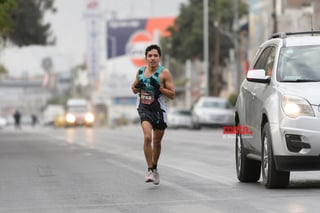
[131, 72, 140, 94]
[160, 69, 175, 99]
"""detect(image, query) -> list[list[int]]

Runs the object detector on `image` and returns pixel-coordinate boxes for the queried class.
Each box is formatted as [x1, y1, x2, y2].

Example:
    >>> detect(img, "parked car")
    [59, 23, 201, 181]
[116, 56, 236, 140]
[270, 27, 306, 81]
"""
[167, 108, 192, 129]
[235, 31, 320, 188]
[191, 96, 234, 129]
[0, 116, 7, 129]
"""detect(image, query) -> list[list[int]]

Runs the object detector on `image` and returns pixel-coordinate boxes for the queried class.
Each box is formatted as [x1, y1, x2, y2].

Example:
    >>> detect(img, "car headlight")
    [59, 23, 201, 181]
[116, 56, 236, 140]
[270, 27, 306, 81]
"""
[281, 95, 315, 118]
[85, 113, 95, 123]
[66, 113, 76, 123]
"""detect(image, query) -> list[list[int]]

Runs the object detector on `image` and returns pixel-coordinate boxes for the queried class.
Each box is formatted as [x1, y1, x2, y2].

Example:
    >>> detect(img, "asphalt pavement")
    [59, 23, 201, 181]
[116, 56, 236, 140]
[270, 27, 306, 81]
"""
[1, 125, 320, 213]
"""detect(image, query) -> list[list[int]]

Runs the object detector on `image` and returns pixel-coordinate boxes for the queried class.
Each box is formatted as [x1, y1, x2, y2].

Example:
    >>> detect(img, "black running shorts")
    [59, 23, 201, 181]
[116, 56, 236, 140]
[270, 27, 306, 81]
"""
[138, 109, 167, 130]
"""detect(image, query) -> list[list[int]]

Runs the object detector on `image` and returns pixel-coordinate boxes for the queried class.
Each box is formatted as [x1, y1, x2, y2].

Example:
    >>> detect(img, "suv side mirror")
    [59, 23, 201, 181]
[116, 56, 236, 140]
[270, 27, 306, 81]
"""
[246, 69, 271, 83]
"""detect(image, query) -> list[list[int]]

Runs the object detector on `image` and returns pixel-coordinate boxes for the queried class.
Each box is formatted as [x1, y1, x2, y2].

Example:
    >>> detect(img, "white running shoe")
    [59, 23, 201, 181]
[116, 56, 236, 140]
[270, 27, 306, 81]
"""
[145, 171, 154, 183]
[153, 170, 160, 185]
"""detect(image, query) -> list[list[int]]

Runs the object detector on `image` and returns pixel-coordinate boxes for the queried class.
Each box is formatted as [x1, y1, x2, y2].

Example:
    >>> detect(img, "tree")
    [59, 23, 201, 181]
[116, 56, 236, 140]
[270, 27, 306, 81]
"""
[0, 0, 56, 47]
[0, 63, 7, 75]
[0, 0, 16, 39]
[162, 0, 248, 96]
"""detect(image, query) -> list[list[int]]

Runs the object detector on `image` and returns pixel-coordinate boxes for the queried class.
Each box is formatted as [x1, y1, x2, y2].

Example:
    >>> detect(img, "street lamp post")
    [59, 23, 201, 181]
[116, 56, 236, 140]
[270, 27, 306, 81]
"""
[203, 0, 209, 97]
[108, 36, 117, 58]
[108, 36, 117, 73]
[233, 0, 242, 94]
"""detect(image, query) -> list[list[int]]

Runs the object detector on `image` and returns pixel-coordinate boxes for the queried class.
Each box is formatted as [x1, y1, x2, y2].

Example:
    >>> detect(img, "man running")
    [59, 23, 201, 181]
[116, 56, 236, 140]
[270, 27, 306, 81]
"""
[131, 44, 175, 185]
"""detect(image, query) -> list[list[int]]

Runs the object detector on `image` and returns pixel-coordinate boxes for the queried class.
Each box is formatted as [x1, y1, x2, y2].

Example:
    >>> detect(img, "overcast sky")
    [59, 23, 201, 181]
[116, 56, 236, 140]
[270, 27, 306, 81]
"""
[1, 0, 188, 77]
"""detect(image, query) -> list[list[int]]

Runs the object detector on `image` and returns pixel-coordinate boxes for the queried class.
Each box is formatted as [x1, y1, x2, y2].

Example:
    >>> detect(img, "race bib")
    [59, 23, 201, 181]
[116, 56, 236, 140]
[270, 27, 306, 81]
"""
[140, 90, 155, 104]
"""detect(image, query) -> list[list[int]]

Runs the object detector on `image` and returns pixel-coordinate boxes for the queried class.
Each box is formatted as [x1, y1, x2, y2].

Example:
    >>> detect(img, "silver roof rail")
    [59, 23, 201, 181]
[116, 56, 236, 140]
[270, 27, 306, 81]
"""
[269, 31, 320, 39]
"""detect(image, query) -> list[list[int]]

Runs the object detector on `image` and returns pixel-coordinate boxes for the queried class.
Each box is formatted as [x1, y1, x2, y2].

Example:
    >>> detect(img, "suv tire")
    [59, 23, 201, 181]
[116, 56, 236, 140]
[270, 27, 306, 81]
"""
[261, 122, 290, 188]
[236, 131, 261, 182]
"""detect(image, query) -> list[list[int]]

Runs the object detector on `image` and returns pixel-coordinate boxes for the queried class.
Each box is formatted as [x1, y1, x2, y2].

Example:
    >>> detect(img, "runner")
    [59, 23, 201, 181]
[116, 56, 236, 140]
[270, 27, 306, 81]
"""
[131, 44, 175, 185]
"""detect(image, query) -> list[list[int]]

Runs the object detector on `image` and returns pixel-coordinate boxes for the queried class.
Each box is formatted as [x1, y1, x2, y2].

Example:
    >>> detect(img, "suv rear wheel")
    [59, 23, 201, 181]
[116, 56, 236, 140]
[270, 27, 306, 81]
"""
[261, 122, 290, 188]
[236, 131, 261, 182]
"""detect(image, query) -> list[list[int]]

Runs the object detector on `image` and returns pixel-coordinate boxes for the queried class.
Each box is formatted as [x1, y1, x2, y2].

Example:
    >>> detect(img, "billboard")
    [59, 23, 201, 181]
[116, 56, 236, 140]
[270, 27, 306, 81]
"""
[106, 17, 175, 67]
[104, 17, 175, 97]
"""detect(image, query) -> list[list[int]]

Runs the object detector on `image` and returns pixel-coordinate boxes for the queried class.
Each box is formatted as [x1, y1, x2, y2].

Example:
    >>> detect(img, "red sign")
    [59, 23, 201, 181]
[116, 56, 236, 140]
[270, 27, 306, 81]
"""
[87, 0, 98, 9]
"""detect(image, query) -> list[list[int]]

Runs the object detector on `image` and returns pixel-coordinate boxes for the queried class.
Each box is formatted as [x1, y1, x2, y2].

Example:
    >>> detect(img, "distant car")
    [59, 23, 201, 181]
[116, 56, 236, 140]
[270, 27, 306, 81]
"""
[167, 108, 192, 129]
[0, 116, 8, 129]
[65, 107, 95, 127]
[191, 96, 234, 129]
[64, 98, 95, 127]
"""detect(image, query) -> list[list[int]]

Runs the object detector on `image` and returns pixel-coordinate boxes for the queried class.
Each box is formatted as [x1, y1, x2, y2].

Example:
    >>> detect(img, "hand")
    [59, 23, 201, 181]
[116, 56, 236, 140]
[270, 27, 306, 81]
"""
[150, 77, 160, 90]
[135, 80, 144, 89]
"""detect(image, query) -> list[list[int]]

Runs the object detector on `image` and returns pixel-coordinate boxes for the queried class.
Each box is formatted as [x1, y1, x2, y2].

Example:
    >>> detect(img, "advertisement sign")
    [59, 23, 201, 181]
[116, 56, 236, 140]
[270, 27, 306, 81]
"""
[106, 17, 175, 66]
[104, 17, 175, 97]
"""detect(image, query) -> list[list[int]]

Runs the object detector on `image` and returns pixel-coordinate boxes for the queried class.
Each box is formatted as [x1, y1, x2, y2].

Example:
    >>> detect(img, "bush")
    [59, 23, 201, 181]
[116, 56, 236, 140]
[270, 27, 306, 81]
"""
[228, 93, 238, 107]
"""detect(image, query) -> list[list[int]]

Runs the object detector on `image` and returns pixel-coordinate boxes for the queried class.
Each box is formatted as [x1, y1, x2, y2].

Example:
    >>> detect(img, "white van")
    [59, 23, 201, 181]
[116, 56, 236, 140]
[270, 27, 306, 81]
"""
[43, 104, 65, 125]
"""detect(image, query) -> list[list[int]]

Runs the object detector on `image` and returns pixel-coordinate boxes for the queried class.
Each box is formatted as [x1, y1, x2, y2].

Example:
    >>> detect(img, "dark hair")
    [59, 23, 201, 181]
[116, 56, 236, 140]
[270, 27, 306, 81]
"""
[145, 44, 162, 57]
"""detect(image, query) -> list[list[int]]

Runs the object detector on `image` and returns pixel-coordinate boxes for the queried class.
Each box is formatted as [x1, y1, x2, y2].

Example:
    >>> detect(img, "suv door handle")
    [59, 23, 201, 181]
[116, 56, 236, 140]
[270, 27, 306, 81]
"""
[251, 92, 256, 100]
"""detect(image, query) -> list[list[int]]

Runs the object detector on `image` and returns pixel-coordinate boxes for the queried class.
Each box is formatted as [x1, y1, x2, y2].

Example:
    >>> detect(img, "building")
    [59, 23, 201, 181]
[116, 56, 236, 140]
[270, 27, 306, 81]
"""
[0, 78, 51, 121]
[248, 0, 318, 61]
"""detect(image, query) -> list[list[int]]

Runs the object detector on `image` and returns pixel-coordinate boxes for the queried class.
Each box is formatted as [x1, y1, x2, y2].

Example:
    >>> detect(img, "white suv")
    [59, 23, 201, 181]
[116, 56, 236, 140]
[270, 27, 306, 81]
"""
[235, 32, 320, 188]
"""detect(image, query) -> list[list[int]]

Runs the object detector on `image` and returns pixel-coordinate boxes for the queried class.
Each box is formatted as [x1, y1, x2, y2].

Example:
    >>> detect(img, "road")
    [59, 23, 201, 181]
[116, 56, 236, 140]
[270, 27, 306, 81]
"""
[1, 125, 320, 213]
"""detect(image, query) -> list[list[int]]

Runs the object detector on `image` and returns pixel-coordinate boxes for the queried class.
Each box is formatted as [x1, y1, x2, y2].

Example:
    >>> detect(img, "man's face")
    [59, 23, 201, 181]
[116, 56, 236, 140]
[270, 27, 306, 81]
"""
[146, 49, 160, 68]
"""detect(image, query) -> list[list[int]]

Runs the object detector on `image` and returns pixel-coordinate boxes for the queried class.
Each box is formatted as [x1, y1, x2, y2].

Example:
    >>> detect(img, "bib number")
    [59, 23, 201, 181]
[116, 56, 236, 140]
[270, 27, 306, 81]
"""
[141, 90, 155, 104]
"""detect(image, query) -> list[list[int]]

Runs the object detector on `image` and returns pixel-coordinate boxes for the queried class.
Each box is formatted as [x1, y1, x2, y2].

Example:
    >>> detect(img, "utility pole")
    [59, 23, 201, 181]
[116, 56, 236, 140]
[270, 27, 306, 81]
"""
[213, 17, 221, 96]
[272, 0, 278, 33]
[203, 0, 209, 96]
[313, 0, 320, 29]
[233, 0, 242, 94]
